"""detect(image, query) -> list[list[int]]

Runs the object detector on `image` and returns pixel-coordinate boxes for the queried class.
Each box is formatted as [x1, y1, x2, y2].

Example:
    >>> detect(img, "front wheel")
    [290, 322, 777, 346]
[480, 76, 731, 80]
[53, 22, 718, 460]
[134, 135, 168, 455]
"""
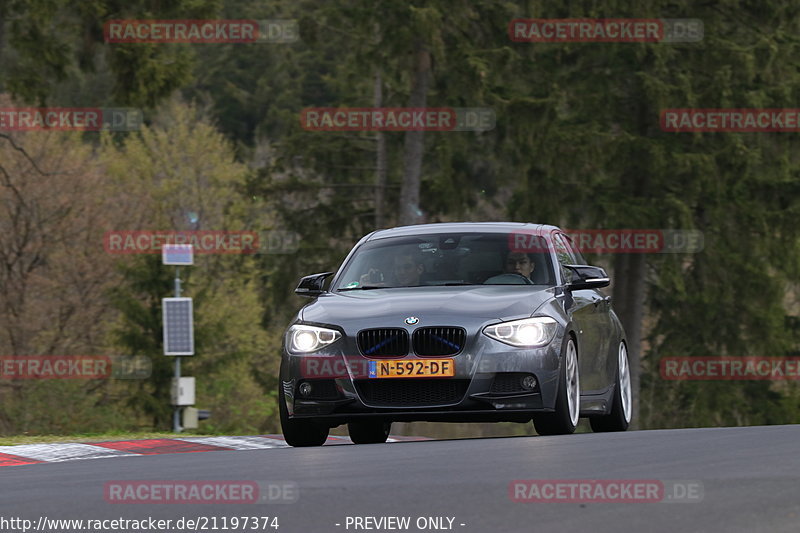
[590, 341, 632, 432]
[278, 384, 329, 447]
[534, 336, 580, 435]
[348, 420, 391, 444]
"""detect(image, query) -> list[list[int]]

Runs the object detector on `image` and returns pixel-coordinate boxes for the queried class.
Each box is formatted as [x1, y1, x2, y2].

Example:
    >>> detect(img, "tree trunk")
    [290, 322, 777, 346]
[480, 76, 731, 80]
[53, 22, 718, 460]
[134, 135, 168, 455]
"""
[398, 40, 431, 226]
[374, 70, 387, 229]
[0, 5, 6, 68]
[612, 252, 646, 429]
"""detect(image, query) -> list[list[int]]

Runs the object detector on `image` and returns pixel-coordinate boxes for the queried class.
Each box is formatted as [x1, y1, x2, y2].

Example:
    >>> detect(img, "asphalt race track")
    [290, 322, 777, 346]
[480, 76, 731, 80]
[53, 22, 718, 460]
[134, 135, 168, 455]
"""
[2, 425, 799, 533]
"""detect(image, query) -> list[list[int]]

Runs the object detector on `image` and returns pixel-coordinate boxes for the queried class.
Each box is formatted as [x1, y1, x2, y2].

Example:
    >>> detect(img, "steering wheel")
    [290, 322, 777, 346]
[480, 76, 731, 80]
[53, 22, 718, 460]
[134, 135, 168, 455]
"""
[483, 273, 534, 285]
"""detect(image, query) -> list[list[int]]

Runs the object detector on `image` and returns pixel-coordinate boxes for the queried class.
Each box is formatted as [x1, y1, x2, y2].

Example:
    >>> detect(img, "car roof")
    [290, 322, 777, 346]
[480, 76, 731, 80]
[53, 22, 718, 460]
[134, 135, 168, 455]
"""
[364, 222, 560, 241]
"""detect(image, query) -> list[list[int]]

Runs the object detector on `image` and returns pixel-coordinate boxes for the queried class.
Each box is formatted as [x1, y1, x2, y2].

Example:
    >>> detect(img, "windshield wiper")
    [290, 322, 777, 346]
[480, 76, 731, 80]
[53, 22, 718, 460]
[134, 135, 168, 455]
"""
[338, 285, 390, 291]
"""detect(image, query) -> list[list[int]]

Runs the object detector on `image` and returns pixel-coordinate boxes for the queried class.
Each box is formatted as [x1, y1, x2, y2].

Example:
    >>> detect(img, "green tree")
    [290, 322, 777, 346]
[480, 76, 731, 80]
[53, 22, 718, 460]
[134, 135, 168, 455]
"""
[0, 0, 219, 106]
[505, 0, 800, 427]
[102, 100, 275, 431]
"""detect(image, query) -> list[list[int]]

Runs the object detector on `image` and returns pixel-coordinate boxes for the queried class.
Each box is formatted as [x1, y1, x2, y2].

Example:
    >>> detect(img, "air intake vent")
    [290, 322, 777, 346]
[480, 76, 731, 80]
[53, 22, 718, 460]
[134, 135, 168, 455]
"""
[357, 328, 409, 357]
[490, 373, 536, 394]
[412, 327, 466, 356]
[355, 379, 469, 406]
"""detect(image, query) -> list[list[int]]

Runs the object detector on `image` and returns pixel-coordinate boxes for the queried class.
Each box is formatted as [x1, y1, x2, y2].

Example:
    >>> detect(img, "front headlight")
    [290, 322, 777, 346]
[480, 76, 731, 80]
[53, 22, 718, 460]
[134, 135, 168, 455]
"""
[483, 317, 558, 347]
[286, 324, 342, 354]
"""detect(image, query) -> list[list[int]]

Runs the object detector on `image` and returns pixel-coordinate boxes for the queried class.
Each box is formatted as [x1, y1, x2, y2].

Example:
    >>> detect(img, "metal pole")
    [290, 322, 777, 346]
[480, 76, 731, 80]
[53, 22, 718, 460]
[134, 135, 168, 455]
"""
[173, 267, 182, 433]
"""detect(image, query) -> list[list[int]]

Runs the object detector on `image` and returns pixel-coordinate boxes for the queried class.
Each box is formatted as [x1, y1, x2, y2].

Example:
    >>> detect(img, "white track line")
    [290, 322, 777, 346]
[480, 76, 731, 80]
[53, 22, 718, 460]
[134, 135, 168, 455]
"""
[175, 436, 289, 450]
[0, 435, 423, 466]
[2, 443, 137, 462]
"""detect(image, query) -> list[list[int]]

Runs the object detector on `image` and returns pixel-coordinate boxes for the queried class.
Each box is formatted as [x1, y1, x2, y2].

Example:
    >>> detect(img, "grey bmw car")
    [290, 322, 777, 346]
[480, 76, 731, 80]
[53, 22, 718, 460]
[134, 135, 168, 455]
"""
[279, 222, 632, 446]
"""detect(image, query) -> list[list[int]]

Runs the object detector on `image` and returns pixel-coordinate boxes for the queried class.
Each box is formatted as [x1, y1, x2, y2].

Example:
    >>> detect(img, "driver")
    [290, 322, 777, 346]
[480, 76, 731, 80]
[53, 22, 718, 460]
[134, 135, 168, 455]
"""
[485, 250, 535, 283]
[504, 251, 535, 279]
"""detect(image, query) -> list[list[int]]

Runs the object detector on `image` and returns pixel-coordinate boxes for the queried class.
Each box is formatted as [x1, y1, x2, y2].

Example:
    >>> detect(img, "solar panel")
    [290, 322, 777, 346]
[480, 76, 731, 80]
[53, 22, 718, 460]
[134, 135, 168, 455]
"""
[162, 243, 194, 265]
[163, 297, 194, 355]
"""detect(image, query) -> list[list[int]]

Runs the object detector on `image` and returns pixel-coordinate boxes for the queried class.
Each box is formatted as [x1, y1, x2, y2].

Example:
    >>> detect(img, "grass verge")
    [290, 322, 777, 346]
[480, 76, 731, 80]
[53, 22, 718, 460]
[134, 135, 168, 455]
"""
[0, 431, 218, 446]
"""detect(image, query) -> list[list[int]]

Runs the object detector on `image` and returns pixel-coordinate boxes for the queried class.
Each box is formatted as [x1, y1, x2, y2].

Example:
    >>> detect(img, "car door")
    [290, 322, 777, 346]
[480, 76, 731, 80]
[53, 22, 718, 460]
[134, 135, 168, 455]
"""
[552, 232, 607, 393]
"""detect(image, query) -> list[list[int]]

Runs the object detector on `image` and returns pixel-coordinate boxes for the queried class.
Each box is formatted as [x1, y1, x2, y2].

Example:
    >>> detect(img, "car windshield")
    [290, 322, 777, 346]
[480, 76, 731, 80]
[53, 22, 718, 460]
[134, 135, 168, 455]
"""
[333, 232, 555, 290]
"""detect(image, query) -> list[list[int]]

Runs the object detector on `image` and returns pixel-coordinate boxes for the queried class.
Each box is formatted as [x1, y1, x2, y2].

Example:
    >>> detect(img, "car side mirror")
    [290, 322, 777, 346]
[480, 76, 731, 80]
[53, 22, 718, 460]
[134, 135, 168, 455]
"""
[295, 272, 334, 297]
[564, 264, 610, 290]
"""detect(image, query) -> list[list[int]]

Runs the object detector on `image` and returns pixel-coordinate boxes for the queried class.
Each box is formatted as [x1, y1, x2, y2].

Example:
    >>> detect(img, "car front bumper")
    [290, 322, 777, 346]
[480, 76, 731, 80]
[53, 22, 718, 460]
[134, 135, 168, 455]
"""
[280, 327, 566, 426]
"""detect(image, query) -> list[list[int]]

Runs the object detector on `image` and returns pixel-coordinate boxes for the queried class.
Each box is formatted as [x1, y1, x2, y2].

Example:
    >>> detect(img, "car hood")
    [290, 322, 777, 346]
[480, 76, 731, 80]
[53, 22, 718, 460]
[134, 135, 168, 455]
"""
[299, 285, 557, 326]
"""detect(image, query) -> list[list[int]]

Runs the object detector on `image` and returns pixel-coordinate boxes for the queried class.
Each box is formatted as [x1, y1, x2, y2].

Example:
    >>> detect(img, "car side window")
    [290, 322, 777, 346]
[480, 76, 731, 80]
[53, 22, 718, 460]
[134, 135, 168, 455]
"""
[560, 233, 587, 265]
[552, 233, 577, 283]
[552, 233, 575, 265]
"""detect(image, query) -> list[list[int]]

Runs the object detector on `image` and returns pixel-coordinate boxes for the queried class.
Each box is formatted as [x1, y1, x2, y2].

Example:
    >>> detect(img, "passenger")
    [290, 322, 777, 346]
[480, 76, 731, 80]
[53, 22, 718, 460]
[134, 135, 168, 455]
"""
[359, 251, 424, 287]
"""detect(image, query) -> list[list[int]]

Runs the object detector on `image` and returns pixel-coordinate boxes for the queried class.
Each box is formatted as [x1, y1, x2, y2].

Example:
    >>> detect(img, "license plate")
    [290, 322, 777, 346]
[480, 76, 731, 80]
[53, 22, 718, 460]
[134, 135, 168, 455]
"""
[368, 359, 455, 378]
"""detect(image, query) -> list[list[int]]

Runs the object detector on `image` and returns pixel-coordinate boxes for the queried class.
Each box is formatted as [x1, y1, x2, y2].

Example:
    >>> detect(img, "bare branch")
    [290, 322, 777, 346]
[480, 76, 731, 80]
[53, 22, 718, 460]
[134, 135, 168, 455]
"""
[0, 133, 54, 176]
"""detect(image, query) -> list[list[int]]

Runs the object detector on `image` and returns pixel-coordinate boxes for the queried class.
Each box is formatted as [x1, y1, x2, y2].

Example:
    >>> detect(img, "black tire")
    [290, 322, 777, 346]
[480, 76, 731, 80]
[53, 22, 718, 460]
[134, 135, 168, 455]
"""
[590, 341, 631, 432]
[348, 420, 391, 444]
[534, 335, 580, 436]
[278, 383, 329, 447]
